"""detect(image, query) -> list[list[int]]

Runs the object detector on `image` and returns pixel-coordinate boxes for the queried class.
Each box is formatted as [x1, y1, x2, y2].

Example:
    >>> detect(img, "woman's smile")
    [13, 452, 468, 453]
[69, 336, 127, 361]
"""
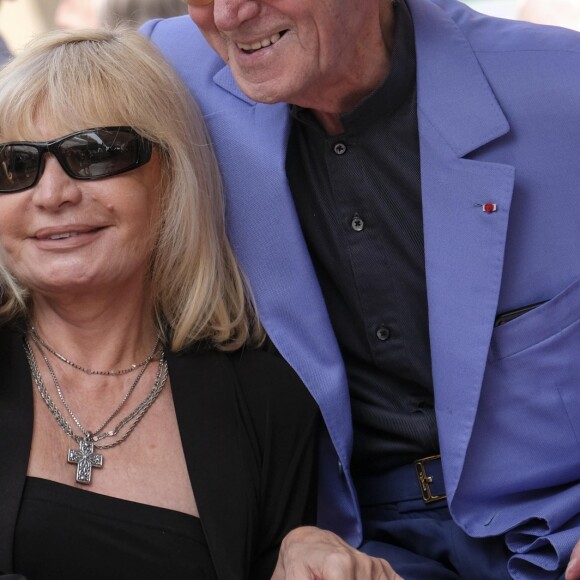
[31, 224, 108, 250]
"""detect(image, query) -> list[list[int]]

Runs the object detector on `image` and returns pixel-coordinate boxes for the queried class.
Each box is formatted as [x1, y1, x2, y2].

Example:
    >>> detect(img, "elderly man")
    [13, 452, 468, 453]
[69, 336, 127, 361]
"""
[144, 0, 580, 577]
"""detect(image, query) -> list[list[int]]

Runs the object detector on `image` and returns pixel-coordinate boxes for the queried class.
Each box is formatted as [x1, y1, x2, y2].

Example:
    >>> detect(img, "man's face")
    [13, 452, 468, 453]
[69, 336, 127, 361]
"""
[185, 0, 386, 110]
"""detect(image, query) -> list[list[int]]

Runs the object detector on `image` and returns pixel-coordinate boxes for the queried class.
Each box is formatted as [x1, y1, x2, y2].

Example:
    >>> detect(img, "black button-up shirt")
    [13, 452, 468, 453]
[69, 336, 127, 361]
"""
[286, 0, 439, 474]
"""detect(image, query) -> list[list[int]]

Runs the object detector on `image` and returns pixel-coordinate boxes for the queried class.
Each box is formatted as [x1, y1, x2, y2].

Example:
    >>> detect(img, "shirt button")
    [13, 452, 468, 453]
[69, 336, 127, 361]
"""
[351, 214, 364, 231]
[333, 142, 347, 155]
[338, 461, 344, 475]
[376, 326, 390, 341]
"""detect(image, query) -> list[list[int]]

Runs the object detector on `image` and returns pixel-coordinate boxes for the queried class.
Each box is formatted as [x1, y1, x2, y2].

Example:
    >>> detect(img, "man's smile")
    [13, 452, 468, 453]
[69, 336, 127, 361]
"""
[236, 30, 287, 53]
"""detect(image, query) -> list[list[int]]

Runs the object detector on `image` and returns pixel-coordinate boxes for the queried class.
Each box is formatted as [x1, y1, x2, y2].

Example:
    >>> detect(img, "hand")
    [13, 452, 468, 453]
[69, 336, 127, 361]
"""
[566, 539, 580, 579]
[271, 526, 403, 579]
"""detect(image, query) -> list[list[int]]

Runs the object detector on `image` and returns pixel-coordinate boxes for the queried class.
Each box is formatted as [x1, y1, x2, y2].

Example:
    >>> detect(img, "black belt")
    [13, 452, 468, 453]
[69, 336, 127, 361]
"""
[355, 454, 447, 505]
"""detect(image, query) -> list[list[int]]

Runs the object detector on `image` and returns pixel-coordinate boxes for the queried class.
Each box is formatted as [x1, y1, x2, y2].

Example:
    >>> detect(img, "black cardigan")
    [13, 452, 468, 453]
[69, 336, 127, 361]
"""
[0, 327, 319, 579]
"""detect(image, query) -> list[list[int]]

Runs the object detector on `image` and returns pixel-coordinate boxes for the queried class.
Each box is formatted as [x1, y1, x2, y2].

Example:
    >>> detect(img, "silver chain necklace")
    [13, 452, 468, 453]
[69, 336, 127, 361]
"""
[24, 337, 169, 485]
[29, 326, 161, 376]
[30, 333, 152, 437]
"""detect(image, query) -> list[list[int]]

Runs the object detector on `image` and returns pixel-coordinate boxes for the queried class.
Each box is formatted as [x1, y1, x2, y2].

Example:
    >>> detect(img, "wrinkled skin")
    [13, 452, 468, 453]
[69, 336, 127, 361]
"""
[270, 527, 403, 580]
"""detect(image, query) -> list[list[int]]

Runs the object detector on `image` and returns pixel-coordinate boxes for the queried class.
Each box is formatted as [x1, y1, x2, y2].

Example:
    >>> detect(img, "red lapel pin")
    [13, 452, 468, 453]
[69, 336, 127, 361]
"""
[481, 203, 497, 213]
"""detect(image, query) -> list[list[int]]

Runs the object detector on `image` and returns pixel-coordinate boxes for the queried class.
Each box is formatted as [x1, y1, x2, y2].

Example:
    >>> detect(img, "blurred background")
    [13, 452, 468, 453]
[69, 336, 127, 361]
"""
[1, 0, 580, 56]
[0, 0, 188, 55]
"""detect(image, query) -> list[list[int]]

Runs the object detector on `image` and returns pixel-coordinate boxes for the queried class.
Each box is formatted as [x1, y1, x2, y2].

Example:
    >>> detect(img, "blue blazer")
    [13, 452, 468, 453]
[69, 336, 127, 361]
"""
[144, 0, 580, 575]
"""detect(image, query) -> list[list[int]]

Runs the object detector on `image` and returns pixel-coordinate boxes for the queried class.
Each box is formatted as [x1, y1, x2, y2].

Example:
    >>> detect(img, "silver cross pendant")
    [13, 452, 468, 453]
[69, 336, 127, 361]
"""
[68, 434, 103, 484]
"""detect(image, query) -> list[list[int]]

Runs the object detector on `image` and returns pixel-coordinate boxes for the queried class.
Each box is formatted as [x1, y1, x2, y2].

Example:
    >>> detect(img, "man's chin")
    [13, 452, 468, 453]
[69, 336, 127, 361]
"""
[234, 77, 286, 105]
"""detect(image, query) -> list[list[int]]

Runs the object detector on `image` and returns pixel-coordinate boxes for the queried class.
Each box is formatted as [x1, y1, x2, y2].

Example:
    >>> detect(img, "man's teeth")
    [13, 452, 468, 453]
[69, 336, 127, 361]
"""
[238, 32, 282, 52]
[49, 232, 80, 240]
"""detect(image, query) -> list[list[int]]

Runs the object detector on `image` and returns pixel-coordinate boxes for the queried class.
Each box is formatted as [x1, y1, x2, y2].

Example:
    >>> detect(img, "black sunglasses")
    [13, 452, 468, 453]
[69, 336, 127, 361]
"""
[0, 126, 153, 194]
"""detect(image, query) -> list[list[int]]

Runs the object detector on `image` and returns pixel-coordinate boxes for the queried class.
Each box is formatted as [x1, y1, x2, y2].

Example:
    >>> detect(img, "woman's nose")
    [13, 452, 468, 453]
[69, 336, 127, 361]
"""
[31, 155, 83, 210]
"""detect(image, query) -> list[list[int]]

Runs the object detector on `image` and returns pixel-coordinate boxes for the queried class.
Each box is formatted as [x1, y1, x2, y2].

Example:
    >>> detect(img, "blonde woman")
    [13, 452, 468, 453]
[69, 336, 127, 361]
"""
[0, 27, 318, 579]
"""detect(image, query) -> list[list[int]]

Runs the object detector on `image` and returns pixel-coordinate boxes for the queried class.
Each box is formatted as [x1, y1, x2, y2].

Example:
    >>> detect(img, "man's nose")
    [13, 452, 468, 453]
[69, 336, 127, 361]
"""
[213, 0, 261, 32]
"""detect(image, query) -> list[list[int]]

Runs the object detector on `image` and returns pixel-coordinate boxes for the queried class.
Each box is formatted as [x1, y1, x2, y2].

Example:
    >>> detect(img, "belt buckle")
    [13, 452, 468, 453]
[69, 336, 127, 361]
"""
[414, 454, 446, 504]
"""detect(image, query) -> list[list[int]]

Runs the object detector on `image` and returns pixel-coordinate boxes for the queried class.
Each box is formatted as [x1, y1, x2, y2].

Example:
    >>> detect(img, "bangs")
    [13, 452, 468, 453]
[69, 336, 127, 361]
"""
[0, 97, 133, 145]
[0, 30, 158, 144]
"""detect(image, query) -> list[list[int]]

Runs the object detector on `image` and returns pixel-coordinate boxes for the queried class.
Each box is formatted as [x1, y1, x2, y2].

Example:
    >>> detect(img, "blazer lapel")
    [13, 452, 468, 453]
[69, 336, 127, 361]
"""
[204, 72, 354, 473]
[0, 329, 33, 572]
[408, 0, 515, 500]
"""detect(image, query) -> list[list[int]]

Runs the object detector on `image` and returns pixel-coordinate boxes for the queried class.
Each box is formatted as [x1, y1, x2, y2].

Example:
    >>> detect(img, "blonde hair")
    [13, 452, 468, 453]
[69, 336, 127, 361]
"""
[0, 27, 263, 351]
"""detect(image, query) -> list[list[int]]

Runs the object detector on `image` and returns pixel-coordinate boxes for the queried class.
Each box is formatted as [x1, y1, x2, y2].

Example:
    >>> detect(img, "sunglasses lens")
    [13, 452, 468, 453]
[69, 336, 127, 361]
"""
[0, 145, 40, 193]
[61, 129, 144, 178]
[0, 128, 152, 193]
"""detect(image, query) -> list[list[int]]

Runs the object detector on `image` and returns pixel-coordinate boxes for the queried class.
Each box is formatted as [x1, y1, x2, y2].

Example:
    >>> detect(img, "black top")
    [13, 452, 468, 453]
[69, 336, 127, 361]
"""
[14, 477, 217, 580]
[286, 0, 438, 474]
[0, 327, 319, 580]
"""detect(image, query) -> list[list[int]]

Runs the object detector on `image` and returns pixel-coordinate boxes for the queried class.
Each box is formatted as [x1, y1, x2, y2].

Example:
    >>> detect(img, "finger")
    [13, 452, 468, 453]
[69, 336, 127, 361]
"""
[567, 556, 580, 580]
[567, 540, 580, 580]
